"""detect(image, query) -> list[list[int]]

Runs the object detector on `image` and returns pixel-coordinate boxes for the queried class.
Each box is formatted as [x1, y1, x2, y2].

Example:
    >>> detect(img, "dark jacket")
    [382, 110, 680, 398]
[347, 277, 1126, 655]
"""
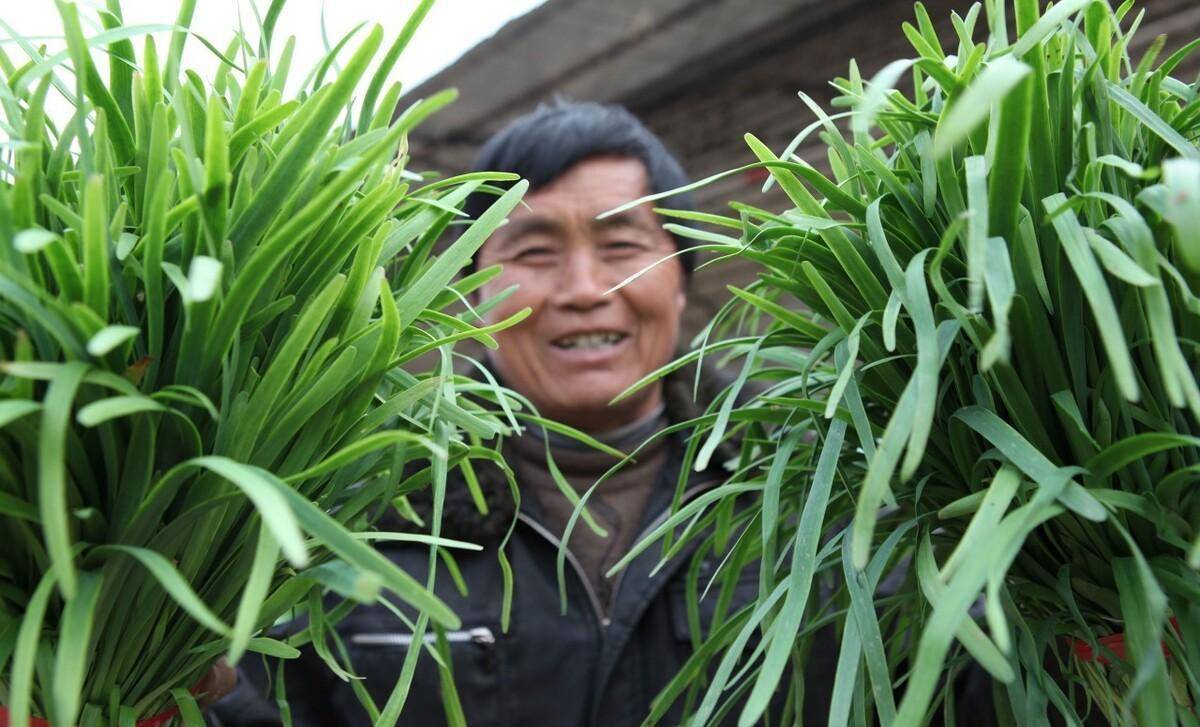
[212, 369, 837, 727]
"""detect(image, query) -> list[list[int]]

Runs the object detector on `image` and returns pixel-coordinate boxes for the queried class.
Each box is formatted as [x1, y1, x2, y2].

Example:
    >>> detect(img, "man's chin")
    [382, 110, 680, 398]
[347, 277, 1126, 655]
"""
[541, 381, 659, 431]
[562, 376, 634, 405]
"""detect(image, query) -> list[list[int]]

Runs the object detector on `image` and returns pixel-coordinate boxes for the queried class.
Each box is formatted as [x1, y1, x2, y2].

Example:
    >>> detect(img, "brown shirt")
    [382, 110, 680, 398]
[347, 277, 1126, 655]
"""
[510, 411, 668, 613]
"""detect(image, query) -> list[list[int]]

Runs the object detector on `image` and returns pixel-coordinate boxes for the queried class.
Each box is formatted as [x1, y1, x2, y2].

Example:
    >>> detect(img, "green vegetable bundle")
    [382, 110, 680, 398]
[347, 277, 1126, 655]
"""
[609, 0, 1200, 724]
[0, 1, 527, 724]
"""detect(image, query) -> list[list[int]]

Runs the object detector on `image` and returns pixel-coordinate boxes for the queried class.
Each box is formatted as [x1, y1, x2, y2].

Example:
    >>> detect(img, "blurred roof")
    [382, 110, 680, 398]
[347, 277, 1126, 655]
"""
[402, 0, 846, 172]
[404, 0, 1199, 196]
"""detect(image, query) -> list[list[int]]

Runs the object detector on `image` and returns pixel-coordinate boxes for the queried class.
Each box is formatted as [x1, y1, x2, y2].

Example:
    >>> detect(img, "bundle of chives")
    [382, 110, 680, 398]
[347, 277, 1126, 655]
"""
[0, 1, 528, 723]
[609, 1, 1200, 723]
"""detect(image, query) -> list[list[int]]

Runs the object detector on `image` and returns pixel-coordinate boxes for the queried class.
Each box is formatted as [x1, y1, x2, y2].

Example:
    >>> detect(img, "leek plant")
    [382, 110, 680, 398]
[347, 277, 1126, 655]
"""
[606, 0, 1200, 724]
[0, 1, 528, 724]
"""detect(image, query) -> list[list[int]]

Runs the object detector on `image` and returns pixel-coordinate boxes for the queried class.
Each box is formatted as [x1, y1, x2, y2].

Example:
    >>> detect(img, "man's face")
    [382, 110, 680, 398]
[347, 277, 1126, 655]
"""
[476, 156, 687, 433]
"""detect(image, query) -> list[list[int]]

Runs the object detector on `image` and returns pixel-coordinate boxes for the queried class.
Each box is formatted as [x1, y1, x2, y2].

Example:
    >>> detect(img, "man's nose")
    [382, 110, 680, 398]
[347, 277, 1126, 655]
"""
[552, 248, 610, 310]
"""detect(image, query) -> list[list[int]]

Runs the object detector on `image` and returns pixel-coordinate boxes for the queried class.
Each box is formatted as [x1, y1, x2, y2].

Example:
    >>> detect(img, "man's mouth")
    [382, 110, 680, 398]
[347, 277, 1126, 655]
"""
[551, 331, 629, 350]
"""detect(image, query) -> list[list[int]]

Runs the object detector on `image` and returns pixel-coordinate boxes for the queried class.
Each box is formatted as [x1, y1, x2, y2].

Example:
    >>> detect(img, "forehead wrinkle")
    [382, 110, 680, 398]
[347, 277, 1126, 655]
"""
[589, 209, 658, 234]
[489, 216, 564, 252]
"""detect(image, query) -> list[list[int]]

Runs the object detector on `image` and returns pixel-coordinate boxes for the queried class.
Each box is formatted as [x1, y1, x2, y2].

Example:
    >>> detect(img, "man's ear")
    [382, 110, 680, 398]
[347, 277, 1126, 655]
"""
[675, 280, 688, 317]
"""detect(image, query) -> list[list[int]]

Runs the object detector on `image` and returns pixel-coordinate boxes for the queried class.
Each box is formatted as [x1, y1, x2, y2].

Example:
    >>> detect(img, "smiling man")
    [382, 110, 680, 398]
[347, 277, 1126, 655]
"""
[213, 101, 825, 727]
[458, 106, 703, 635]
[474, 154, 687, 432]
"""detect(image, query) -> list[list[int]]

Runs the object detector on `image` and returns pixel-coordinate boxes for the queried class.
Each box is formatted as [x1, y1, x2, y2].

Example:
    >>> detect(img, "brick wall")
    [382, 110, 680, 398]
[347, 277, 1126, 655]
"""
[404, 0, 1200, 342]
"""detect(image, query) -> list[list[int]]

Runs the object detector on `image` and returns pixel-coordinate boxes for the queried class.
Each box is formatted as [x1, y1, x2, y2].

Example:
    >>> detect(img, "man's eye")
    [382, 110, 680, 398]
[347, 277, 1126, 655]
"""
[605, 241, 643, 253]
[514, 247, 554, 261]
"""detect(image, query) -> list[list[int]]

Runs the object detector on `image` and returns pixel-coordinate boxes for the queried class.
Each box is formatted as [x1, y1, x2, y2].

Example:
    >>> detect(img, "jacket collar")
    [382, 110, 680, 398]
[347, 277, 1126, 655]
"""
[397, 355, 740, 541]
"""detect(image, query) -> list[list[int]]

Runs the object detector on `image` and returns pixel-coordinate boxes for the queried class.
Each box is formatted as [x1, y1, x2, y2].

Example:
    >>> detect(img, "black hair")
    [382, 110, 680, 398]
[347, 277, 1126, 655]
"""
[463, 99, 696, 275]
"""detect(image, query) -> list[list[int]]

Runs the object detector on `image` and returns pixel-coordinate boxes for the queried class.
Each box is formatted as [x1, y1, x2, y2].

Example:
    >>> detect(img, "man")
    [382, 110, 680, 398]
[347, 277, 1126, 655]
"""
[214, 100, 827, 726]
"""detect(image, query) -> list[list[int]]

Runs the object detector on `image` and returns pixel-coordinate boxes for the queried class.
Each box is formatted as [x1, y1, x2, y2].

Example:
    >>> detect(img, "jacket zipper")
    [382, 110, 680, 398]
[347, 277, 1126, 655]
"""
[602, 480, 719, 621]
[349, 626, 496, 647]
[517, 512, 609, 626]
[518, 481, 721, 630]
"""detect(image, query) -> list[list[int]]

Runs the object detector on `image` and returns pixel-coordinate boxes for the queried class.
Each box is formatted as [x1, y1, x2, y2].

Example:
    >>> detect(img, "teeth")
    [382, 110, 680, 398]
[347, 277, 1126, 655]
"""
[556, 332, 623, 349]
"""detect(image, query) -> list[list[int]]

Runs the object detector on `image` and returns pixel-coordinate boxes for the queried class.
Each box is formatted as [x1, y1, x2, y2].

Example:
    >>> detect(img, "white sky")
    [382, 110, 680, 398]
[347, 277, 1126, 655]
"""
[8, 0, 546, 116]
